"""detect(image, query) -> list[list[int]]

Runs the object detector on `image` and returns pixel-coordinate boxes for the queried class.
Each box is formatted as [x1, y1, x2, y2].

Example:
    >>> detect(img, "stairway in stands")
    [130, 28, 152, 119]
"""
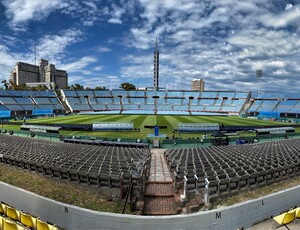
[143, 149, 179, 215]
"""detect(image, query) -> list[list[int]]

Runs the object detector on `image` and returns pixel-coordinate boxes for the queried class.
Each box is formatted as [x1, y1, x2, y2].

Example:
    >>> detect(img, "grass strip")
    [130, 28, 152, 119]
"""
[213, 175, 300, 208]
[0, 164, 132, 214]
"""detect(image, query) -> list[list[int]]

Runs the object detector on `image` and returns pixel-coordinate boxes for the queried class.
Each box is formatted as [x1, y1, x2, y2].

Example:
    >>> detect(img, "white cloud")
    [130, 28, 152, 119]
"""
[2, 0, 300, 93]
[83, 1, 97, 11]
[0, 45, 17, 80]
[130, 28, 154, 49]
[107, 3, 125, 24]
[96, 46, 111, 53]
[118, 0, 300, 93]
[169, 30, 195, 43]
[3, 0, 68, 29]
[35, 29, 83, 64]
[138, 0, 198, 25]
[2, 0, 107, 30]
[108, 18, 122, 24]
[62, 56, 98, 73]
[285, 4, 294, 10]
[260, 5, 300, 28]
[0, 26, 87, 84]
[94, 66, 103, 71]
[266, 61, 286, 69]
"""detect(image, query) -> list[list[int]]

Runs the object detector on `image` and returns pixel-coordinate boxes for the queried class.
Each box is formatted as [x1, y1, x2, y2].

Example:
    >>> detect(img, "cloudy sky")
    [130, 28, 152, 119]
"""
[0, 0, 300, 93]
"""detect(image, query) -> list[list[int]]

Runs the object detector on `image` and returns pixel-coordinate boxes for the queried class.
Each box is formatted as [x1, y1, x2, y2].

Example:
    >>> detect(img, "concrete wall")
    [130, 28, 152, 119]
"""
[1, 181, 300, 230]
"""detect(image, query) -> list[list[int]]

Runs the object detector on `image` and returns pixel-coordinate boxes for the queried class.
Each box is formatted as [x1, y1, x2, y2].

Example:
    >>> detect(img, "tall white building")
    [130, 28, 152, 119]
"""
[9, 59, 68, 89]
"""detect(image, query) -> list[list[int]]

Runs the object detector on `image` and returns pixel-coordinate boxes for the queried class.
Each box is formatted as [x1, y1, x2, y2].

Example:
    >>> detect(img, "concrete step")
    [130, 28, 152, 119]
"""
[142, 149, 178, 215]
[148, 149, 172, 182]
[143, 197, 177, 215]
[144, 182, 174, 197]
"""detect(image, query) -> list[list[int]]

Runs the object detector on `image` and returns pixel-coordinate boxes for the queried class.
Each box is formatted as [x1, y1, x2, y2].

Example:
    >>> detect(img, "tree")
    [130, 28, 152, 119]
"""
[8, 81, 17, 90]
[69, 85, 75, 90]
[120, 82, 136, 91]
[75, 84, 84, 90]
[31, 84, 48, 91]
[94, 86, 106, 91]
[1, 80, 9, 90]
[14, 84, 29, 91]
[69, 84, 84, 90]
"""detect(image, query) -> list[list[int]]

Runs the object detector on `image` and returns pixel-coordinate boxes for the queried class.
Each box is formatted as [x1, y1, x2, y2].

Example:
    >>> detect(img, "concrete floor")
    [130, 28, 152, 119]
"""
[148, 148, 172, 182]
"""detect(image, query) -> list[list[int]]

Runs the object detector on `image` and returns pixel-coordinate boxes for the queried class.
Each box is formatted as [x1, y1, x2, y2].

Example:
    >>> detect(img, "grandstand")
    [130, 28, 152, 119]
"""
[247, 93, 300, 118]
[0, 90, 64, 117]
[60, 89, 300, 118]
[62, 89, 250, 115]
[2, 89, 300, 228]
[0, 89, 300, 118]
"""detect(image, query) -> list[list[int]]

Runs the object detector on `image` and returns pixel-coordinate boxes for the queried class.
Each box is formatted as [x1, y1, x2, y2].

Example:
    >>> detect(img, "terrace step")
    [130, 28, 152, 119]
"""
[143, 149, 178, 215]
[144, 181, 174, 197]
[143, 196, 177, 215]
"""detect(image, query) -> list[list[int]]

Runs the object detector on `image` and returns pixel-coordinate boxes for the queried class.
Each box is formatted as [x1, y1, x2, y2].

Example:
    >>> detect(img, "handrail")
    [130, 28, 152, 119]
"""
[122, 179, 134, 214]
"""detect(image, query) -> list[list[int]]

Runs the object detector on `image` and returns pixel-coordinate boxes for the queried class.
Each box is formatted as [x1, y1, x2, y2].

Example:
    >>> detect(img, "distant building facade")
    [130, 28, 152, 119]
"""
[9, 59, 68, 89]
[192, 79, 205, 91]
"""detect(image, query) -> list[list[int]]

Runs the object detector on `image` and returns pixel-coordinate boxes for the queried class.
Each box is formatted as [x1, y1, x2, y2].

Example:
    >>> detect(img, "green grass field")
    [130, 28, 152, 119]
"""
[16, 114, 288, 139]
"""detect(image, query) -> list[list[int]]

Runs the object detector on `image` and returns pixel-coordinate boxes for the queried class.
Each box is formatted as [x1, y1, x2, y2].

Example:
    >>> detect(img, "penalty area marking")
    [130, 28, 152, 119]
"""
[69, 131, 79, 136]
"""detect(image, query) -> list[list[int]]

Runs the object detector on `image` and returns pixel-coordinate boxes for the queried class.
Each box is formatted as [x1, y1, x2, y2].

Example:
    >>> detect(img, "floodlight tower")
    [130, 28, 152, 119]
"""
[34, 44, 37, 65]
[153, 38, 159, 91]
[256, 69, 263, 95]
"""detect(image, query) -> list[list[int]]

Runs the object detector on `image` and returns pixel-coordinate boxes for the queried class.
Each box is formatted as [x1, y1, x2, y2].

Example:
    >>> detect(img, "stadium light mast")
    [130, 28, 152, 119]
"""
[256, 69, 263, 95]
[153, 38, 159, 91]
[34, 44, 37, 65]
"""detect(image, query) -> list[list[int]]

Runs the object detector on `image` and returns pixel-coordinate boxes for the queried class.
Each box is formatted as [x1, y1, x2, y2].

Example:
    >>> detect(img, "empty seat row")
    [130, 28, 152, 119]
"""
[165, 138, 300, 200]
[0, 135, 151, 191]
[0, 202, 58, 230]
[273, 207, 300, 226]
[63, 90, 247, 113]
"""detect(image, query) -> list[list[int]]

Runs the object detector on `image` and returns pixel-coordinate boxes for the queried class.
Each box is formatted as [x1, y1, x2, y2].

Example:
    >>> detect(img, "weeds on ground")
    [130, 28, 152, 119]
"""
[0, 164, 132, 214]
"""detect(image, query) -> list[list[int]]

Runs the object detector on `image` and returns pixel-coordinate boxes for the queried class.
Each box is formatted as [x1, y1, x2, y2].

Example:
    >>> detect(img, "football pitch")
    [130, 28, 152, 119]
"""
[23, 114, 287, 139]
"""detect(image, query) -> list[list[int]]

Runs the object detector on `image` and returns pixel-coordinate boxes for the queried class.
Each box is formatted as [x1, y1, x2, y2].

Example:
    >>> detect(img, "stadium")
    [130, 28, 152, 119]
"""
[2, 0, 300, 229]
[1, 87, 300, 229]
